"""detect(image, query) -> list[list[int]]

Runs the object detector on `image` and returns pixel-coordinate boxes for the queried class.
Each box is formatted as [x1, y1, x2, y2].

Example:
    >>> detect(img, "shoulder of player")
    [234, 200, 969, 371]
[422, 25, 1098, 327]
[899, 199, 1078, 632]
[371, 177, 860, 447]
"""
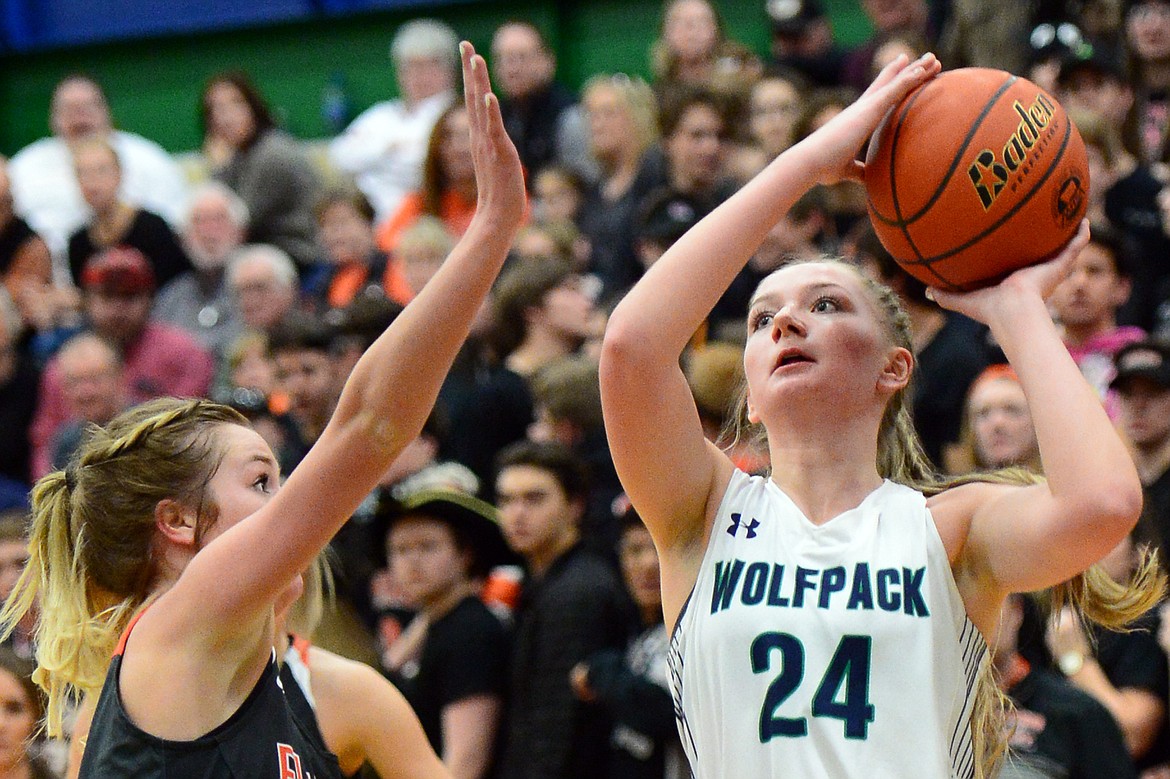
[307, 647, 414, 731]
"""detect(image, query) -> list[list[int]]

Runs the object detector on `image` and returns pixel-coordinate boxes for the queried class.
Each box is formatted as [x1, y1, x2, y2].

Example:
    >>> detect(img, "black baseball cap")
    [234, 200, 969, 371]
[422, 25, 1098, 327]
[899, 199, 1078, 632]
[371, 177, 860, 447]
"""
[1110, 339, 1170, 391]
[1056, 50, 1127, 88]
[381, 489, 518, 576]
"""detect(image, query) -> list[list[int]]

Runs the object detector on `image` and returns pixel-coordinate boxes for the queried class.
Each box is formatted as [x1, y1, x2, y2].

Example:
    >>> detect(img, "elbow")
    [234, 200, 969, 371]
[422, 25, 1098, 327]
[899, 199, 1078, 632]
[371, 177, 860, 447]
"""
[599, 317, 645, 375]
[1086, 477, 1144, 538]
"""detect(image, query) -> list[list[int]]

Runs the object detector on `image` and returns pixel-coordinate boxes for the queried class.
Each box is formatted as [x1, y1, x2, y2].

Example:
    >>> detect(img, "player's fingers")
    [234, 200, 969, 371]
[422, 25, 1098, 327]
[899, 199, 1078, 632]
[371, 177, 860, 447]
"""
[460, 41, 477, 123]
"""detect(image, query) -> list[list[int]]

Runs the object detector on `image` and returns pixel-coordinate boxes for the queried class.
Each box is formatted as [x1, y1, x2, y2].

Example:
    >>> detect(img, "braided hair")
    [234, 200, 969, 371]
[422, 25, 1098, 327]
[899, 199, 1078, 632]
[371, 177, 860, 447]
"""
[0, 398, 247, 736]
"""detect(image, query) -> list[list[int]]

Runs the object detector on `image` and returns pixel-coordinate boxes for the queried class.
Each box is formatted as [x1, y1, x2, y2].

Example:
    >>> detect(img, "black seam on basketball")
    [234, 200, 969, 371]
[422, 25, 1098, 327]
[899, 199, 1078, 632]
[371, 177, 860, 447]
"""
[869, 73, 1018, 229]
[898, 113, 1073, 269]
[884, 88, 959, 285]
[867, 85, 928, 226]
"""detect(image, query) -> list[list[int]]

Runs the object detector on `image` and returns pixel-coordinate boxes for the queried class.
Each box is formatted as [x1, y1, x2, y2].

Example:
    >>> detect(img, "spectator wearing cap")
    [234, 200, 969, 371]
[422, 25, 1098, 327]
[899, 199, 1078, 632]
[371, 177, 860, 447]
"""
[28, 246, 215, 478]
[328, 19, 459, 225]
[491, 21, 597, 187]
[380, 489, 513, 779]
[766, 0, 847, 87]
[1113, 339, 1170, 556]
[494, 440, 633, 779]
[152, 181, 248, 359]
[1059, 50, 1135, 130]
[65, 136, 192, 290]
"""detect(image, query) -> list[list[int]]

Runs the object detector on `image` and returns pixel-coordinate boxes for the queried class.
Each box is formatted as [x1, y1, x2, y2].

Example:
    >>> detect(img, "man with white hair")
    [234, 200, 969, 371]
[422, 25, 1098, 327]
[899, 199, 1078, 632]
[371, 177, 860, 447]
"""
[328, 18, 459, 224]
[227, 243, 300, 335]
[153, 181, 249, 357]
[7, 74, 189, 270]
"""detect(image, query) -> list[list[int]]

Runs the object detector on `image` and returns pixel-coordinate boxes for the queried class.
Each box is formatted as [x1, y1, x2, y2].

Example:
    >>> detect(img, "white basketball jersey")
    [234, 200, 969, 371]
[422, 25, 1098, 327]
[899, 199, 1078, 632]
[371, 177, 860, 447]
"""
[668, 470, 986, 778]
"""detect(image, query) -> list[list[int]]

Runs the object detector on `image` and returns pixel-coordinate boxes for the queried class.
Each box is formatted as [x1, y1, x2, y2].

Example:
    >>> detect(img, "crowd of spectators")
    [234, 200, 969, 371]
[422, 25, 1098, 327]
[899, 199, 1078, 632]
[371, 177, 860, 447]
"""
[3, 0, 1170, 777]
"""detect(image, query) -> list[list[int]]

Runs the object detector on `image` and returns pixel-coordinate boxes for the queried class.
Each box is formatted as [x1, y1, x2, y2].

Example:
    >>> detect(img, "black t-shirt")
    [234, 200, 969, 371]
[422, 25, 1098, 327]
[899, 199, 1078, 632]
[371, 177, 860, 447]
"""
[1096, 609, 1170, 770]
[1008, 666, 1138, 779]
[393, 596, 510, 757]
[913, 312, 992, 470]
[67, 208, 191, 289]
[1144, 468, 1170, 563]
[81, 650, 345, 778]
[0, 354, 40, 486]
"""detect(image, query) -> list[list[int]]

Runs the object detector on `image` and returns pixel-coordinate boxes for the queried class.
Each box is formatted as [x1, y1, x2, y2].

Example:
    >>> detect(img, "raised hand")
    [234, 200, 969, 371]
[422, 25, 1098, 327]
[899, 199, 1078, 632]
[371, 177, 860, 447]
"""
[460, 41, 525, 227]
[928, 219, 1090, 325]
[806, 52, 941, 187]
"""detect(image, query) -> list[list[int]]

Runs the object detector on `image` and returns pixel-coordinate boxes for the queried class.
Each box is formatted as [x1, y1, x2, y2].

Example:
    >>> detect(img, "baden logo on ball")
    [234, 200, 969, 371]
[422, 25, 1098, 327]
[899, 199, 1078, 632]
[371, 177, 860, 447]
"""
[864, 67, 1090, 292]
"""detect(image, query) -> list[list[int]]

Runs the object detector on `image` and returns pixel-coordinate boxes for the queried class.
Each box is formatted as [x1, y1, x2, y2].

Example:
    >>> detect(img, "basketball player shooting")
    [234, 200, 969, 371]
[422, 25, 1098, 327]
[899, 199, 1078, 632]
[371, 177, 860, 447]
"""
[599, 52, 1160, 779]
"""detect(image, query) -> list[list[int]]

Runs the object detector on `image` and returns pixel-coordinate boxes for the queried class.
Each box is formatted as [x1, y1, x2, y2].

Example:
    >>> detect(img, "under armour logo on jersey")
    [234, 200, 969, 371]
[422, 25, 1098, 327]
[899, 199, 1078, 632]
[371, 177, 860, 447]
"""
[727, 513, 760, 539]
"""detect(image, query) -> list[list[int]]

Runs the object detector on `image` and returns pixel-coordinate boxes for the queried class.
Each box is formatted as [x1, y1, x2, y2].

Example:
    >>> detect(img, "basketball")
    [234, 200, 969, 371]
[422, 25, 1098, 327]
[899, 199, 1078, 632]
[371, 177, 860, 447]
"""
[864, 68, 1089, 291]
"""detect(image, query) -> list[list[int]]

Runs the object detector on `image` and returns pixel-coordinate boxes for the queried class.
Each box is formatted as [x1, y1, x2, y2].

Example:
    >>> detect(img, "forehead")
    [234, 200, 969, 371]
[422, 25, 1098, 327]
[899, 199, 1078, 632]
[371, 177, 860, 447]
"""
[753, 79, 798, 102]
[669, 0, 715, 23]
[390, 515, 456, 541]
[1076, 242, 1119, 271]
[54, 80, 104, 107]
[753, 262, 867, 302]
[192, 194, 232, 216]
[60, 340, 118, 371]
[969, 377, 1026, 405]
[213, 423, 275, 466]
[494, 24, 542, 51]
[497, 464, 562, 494]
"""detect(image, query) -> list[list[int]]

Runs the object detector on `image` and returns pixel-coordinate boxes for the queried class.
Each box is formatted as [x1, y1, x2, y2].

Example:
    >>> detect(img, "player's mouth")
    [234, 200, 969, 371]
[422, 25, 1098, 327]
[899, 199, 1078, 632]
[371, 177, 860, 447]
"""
[775, 348, 813, 370]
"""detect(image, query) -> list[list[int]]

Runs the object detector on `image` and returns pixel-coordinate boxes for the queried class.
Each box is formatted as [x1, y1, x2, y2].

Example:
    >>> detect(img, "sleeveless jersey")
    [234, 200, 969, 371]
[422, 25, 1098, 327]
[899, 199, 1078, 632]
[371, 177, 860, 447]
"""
[668, 470, 986, 779]
[79, 621, 344, 778]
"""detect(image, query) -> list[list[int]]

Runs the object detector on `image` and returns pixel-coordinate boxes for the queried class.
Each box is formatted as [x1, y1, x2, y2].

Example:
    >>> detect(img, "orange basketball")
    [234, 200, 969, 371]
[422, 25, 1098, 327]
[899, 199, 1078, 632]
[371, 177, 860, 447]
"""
[864, 68, 1089, 291]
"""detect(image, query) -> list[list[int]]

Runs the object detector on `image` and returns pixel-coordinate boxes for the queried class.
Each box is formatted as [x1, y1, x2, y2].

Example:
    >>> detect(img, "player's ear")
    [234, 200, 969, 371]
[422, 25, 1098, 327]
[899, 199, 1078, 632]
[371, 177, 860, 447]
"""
[155, 499, 198, 548]
[879, 346, 913, 394]
[745, 390, 760, 425]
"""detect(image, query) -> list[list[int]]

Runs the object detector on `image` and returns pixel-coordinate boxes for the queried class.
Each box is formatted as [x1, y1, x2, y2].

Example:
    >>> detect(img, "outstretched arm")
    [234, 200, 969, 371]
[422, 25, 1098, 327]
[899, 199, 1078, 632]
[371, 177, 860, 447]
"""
[600, 55, 941, 558]
[931, 222, 1143, 608]
[172, 43, 525, 639]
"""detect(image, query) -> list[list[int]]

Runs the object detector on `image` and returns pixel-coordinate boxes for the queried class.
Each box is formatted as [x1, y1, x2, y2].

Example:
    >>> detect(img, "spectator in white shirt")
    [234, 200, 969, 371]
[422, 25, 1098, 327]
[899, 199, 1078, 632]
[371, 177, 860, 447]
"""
[328, 19, 459, 225]
[7, 74, 189, 275]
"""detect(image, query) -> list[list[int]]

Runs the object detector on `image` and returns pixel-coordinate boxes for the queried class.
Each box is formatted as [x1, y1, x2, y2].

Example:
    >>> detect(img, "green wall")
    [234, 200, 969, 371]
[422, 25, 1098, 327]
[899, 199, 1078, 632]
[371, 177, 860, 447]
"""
[0, 0, 873, 156]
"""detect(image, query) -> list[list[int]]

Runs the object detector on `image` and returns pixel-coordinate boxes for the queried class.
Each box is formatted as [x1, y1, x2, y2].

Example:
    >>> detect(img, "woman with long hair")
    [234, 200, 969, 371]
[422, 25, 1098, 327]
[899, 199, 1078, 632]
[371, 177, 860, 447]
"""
[201, 71, 323, 268]
[3, 42, 524, 778]
[599, 52, 1160, 778]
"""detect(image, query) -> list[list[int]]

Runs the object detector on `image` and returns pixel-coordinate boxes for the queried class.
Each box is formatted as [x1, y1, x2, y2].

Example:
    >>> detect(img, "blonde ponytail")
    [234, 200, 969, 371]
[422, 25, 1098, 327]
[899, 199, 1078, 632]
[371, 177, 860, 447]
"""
[0, 398, 248, 737]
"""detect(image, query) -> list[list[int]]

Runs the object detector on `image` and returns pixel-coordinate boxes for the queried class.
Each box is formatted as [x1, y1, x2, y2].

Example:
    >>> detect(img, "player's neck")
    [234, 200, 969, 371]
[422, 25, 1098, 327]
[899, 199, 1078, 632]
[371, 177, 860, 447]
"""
[766, 442, 885, 527]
